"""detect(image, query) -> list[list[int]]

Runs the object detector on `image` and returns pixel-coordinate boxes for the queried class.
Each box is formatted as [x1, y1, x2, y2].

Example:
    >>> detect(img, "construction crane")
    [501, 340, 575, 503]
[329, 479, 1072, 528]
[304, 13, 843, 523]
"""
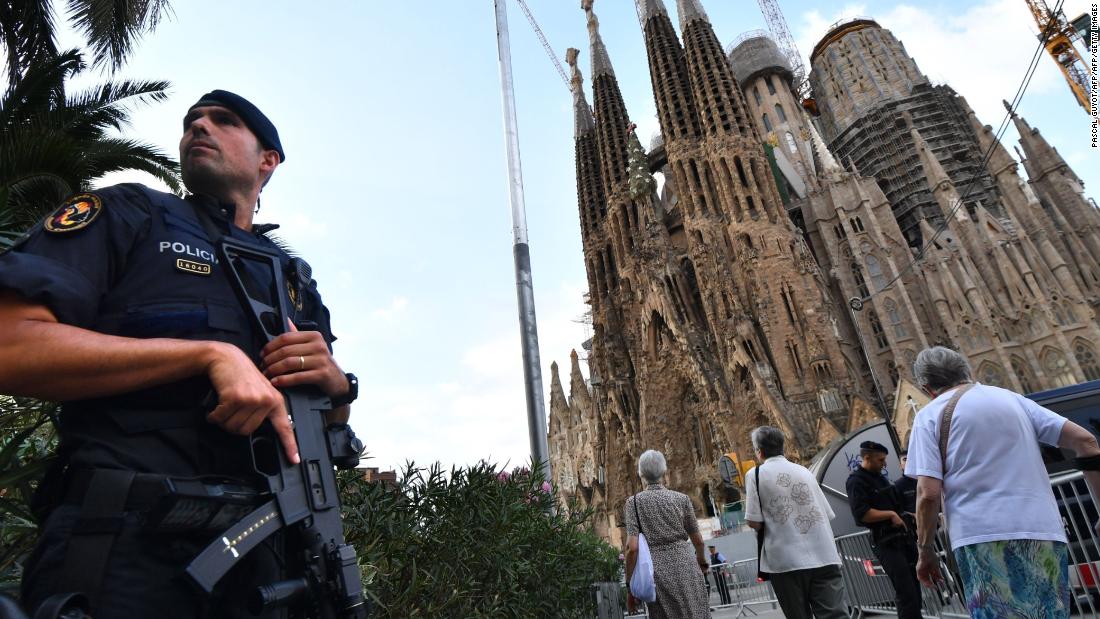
[514, 0, 572, 92]
[756, 0, 811, 100]
[1024, 0, 1093, 114]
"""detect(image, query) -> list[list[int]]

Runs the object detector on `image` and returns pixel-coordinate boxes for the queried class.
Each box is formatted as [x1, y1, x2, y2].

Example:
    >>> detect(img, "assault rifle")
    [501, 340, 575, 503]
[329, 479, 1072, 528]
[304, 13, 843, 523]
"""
[184, 237, 369, 618]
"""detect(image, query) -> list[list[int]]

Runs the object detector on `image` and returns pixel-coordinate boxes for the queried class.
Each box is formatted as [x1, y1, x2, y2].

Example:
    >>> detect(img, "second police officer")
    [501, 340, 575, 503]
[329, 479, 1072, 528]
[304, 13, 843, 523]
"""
[846, 441, 922, 619]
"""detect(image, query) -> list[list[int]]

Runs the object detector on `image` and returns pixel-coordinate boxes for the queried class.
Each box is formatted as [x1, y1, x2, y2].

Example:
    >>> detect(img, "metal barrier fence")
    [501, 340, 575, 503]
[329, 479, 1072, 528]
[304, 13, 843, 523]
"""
[593, 581, 626, 619]
[709, 558, 781, 617]
[834, 530, 968, 618]
[1051, 469, 1100, 617]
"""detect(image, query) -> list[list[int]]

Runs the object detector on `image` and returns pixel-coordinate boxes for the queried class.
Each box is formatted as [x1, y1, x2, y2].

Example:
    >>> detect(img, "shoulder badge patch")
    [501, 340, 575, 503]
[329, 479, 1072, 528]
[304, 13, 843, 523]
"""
[45, 193, 103, 233]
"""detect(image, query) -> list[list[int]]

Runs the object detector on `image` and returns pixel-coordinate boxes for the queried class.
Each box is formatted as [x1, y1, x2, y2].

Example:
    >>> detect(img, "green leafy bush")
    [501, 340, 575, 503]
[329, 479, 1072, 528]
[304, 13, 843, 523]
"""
[341, 461, 621, 618]
[0, 397, 58, 591]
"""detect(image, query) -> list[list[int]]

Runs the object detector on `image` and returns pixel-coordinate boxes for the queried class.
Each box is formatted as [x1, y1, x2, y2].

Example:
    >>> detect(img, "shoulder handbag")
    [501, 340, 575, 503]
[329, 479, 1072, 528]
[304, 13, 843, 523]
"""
[754, 465, 770, 581]
[628, 494, 657, 603]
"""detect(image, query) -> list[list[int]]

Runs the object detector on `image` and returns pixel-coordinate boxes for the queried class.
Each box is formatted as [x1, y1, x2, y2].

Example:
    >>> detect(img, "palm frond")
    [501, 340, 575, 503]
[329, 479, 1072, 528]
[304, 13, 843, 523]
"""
[64, 0, 172, 72]
[0, 0, 58, 85]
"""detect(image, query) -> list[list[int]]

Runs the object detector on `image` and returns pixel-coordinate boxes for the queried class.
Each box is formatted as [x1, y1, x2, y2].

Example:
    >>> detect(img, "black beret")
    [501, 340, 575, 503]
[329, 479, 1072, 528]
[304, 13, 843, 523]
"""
[188, 90, 285, 162]
[860, 441, 889, 455]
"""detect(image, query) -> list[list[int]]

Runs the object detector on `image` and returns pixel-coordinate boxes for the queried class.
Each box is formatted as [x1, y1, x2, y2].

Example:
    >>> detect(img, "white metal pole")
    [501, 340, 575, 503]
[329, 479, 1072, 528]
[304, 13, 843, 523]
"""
[493, 0, 551, 483]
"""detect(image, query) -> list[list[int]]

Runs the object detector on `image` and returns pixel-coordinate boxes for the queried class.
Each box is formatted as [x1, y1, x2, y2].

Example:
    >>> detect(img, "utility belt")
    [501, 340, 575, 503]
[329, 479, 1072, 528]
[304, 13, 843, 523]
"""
[871, 523, 916, 549]
[55, 467, 267, 609]
[63, 467, 265, 534]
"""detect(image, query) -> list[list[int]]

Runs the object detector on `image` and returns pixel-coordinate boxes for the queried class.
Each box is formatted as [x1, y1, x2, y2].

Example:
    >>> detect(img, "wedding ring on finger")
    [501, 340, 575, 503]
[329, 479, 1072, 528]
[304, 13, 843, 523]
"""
[299, 355, 305, 371]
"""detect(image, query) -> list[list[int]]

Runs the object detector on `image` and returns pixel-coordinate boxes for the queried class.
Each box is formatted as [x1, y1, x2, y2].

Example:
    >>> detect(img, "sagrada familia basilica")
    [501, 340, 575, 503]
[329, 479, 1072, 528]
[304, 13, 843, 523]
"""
[547, 0, 1100, 547]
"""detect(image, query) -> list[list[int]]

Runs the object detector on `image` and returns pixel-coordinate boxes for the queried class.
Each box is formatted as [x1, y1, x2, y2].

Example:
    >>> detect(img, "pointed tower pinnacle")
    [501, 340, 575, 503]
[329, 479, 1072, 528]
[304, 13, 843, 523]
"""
[1010, 108, 1079, 185]
[964, 102, 1016, 176]
[582, 0, 632, 196]
[549, 361, 568, 413]
[567, 349, 592, 410]
[675, 0, 710, 27]
[807, 120, 843, 179]
[567, 48, 595, 136]
[911, 127, 967, 223]
[583, 0, 615, 79]
[635, 0, 700, 142]
[634, 0, 667, 25]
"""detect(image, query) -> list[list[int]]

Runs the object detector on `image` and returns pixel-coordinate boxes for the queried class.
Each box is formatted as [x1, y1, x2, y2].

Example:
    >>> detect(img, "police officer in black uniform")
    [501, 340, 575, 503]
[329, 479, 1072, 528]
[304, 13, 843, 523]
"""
[846, 441, 921, 619]
[0, 90, 359, 618]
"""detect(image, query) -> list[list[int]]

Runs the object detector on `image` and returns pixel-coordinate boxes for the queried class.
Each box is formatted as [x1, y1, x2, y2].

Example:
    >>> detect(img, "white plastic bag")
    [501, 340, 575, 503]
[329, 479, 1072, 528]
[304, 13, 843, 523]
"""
[629, 532, 656, 603]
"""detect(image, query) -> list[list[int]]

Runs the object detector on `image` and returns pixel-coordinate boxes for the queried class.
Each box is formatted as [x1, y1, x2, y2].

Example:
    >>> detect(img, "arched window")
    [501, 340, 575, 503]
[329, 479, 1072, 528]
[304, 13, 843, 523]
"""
[775, 103, 787, 123]
[865, 255, 887, 292]
[978, 362, 1007, 387]
[1074, 340, 1100, 381]
[752, 86, 762, 106]
[1043, 349, 1078, 388]
[1011, 356, 1037, 393]
[762, 113, 773, 132]
[884, 299, 907, 338]
[785, 132, 798, 155]
[851, 262, 869, 298]
[868, 310, 888, 349]
[766, 76, 777, 95]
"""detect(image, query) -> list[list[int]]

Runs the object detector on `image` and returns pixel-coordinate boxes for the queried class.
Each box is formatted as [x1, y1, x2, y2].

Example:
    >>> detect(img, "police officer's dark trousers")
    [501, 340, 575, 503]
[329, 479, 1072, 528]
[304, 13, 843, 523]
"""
[872, 538, 922, 619]
[710, 566, 732, 605]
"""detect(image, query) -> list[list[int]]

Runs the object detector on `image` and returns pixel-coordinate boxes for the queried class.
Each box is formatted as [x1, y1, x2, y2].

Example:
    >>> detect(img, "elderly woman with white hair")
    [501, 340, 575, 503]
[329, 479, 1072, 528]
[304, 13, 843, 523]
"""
[624, 449, 709, 618]
[906, 346, 1100, 618]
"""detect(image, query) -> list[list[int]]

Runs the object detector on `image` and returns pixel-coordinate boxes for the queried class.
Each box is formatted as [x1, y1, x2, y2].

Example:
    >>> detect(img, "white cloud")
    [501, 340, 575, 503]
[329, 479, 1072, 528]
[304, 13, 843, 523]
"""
[354, 280, 591, 472]
[269, 210, 330, 244]
[370, 296, 410, 321]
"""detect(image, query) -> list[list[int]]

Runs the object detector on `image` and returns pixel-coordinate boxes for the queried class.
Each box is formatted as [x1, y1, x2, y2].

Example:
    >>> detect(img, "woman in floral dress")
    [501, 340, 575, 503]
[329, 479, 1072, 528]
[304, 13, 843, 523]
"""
[624, 450, 710, 618]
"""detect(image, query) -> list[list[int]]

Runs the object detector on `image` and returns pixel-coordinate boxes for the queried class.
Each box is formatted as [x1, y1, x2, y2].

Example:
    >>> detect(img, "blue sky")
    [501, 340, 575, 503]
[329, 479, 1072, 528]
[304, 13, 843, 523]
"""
[59, 0, 1097, 472]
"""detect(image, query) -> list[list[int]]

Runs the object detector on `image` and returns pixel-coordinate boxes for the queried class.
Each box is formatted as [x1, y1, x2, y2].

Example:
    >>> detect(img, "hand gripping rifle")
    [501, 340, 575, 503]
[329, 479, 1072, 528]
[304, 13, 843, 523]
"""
[185, 237, 369, 618]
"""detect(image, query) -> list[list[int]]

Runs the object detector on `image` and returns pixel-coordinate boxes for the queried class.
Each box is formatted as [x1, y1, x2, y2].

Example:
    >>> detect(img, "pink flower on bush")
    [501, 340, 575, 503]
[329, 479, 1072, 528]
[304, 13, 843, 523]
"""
[496, 471, 510, 482]
[541, 481, 552, 494]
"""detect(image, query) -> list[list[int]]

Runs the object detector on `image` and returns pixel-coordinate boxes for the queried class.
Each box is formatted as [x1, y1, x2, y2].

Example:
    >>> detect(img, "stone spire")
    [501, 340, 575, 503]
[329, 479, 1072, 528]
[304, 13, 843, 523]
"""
[911, 127, 966, 223]
[583, 0, 633, 196]
[583, 0, 615, 79]
[636, 0, 700, 142]
[567, 48, 595, 136]
[570, 46, 607, 248]
[568, 349, 592, 411]
[1009, 104, 1081, 186]
[807, 120, 843, 178]
[960, 97, 1016, 177]
[676, 0, 753, 138]
[634, 0, 667, 24]
[549, 361, 569, 415]
[913, 126, 1012, 311]
[675, 0, 710, 27]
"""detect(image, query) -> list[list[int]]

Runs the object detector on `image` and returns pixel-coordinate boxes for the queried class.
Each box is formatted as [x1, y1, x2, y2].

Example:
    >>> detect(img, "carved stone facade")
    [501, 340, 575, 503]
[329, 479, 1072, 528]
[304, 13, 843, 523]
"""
[550, 5, 1100, 547]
